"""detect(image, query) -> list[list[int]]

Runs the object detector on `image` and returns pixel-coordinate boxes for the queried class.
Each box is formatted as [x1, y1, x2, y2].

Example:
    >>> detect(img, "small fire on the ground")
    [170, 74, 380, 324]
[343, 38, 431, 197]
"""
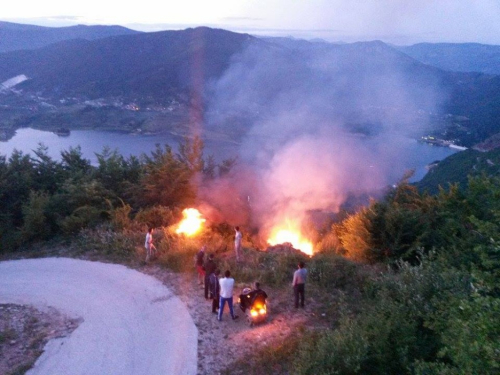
[175, 208, 206, 236]
[267, 223, 313, 256]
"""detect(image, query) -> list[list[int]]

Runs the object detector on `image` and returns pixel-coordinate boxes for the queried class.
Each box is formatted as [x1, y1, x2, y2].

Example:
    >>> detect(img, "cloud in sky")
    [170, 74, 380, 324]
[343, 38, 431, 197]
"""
[2, 0, 500, 44]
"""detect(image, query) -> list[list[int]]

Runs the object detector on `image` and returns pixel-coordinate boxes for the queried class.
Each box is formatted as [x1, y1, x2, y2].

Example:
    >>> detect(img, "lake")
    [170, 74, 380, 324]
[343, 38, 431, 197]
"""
[0, 128, 458, 182]
[0, 128, 239, 165]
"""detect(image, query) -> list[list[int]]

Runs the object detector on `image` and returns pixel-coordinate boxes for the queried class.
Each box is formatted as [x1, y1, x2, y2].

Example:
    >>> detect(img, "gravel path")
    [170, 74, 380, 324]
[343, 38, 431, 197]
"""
[0, 258, 198, 375]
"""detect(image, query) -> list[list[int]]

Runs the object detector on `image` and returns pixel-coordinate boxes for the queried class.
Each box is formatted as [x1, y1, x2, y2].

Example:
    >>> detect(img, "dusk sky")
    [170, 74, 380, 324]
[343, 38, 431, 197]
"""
[2, 0, 500, 45]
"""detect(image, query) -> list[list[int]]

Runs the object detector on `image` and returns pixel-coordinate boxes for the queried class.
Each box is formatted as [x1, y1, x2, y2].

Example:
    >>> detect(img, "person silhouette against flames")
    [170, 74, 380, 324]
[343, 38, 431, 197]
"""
[144, 227, 156, 263]
[203, 253, 216, 299]
[234, 226, 242, 262]
[292, 261, 307, 308]
[194, 245, 206, 287]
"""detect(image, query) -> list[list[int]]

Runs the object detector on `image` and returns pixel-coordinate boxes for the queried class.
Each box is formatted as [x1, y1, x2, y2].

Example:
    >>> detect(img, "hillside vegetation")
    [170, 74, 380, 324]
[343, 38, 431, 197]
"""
[416, 147, 500, 194]
[1, 138, 498, 374]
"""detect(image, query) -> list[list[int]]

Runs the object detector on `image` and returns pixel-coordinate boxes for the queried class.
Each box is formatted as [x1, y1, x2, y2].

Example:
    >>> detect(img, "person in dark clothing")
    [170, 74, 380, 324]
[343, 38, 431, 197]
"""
[203, 253, 217, 299]
[195, 246, 206, 286]
[209, 269, 221, 313]
[239, 282, 268, 313]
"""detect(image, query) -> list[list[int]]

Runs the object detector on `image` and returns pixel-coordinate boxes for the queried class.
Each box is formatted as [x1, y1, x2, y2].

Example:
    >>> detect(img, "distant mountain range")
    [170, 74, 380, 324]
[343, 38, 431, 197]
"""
[0, 26, 253, 100]
[397, 43, 500, 75]
[0, 21, 139, 53]
[0, 23, 499, 147]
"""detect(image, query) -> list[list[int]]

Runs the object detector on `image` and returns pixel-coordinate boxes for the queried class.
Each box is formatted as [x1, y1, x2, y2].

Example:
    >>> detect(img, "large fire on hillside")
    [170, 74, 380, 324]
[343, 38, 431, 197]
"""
[267, 219, 314, 256]
[173, 205, 314, 255]
[175, 208, 206, 236]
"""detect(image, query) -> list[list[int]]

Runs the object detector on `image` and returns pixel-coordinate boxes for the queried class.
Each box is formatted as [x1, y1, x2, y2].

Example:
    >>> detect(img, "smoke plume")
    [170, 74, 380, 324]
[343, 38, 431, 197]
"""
[199, 38, 445, 240]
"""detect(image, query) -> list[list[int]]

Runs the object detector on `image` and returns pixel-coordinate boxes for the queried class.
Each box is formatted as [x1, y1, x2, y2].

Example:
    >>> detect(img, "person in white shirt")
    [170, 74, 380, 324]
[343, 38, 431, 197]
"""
[234, 226, 242, 262]
[292, 261, 307, 308]
[144, 227, 156, 262]
[217, 270, 239, 321]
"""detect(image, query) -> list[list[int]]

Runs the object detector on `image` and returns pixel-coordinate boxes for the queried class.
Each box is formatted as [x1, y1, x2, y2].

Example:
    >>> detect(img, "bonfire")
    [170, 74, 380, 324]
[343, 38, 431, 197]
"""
[175, 208, 206, 236]
[267, 220, 314, 256]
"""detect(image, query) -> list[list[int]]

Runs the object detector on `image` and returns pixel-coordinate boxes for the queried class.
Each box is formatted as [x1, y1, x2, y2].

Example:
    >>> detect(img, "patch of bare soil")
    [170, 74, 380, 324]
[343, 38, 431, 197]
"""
[0, 304, 81, 375]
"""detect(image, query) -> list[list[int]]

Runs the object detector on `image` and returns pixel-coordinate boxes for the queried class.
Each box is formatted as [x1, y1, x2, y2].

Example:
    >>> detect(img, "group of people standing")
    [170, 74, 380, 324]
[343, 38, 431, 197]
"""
[195, 245, 239, 321]
[146, 226, 309, 314]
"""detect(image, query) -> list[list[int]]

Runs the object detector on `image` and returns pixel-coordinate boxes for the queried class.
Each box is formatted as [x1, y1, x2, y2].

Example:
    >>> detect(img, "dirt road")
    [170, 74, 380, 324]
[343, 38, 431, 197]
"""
[0, 258, 197, 375]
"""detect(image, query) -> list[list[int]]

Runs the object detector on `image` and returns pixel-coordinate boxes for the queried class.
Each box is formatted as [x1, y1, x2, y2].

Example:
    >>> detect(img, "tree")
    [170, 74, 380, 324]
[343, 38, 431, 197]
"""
[139, 144, 195, 208]
[177, 135, 205, 174]
[20, 191, 51, 242]
[95, 147, 141, 201]
[60, 146, 92, 179]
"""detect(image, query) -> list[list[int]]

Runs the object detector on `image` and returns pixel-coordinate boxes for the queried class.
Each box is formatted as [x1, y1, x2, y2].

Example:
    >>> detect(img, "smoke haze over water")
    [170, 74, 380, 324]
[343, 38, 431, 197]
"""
[201, 39, 446, 234]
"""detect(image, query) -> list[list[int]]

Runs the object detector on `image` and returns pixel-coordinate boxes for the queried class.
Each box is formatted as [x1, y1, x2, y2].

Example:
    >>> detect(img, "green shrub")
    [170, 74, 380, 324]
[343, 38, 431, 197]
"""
[294, 319, 369, 375]
[134, 205, 177, 228]
[108, 200, 133, 231]
[73, 226, 136, 260]
[59, 206, 109, 234]
[0, 213, 20, 253]
[20, 191, 51, 242]
[309, 253, 364, 290]
[292, 256, 474, 375]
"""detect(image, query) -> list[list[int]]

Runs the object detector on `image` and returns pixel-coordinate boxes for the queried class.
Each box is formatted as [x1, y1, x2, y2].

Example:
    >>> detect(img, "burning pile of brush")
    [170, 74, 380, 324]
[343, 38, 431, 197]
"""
[173, 207, 315, 256]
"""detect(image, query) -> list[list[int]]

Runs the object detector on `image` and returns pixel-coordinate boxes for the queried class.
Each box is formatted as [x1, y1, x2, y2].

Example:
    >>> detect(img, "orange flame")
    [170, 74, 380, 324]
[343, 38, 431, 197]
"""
[267, 221, 314, 256]
[176, 208, 206, 236]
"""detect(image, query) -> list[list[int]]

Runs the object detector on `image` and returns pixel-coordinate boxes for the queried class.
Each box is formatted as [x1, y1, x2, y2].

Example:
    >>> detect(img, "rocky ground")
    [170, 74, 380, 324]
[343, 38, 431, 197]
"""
[142, 265, 321, 375]
[0, 260, 324, 375]
[0, 304, 81, 375]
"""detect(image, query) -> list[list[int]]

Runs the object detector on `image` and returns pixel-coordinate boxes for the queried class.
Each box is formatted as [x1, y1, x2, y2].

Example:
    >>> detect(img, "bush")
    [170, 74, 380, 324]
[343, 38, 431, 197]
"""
[72, 226, 136, 261]
[0, 213, 19, 253]
[59, 206, 109, 234]
[309, 253, 369, 291]
[294, 319, 369, 375]
[134, 205, 177, 228]
[291, 255, 475, 375]
[20, 191, 51, 242]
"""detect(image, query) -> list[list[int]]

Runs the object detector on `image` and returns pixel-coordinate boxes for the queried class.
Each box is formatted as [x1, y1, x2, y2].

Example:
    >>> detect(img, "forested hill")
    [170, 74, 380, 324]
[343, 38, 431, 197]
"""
[0, 27, 256, 100]
[416, 147, 500, 194]
[1, 27, 500, 146]
[397, 42, 500, 75]
[0, 21, 139, 52]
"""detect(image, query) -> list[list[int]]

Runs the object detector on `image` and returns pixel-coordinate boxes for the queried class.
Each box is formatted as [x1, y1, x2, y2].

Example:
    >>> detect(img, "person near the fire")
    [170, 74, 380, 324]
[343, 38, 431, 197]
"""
[203, 253, 217, 299]
[209, 269, 221, 314]
[234, 226, 242, 262]
[195, 245, 206, 287]
[144, 227, 156, 263]
[292, 261, 307, 308]
[218, 270, 239, 321]
[239, 281, 268, 312]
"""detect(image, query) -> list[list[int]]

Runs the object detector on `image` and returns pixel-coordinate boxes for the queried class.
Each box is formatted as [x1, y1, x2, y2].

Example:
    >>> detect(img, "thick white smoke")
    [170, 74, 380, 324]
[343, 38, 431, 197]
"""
[200, 38, 445, 239]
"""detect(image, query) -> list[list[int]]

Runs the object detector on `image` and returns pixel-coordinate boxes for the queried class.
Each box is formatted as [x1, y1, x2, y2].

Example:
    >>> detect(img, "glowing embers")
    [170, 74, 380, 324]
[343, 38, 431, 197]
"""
[175, 208, 206, 236]
[267, 221, 314, 256]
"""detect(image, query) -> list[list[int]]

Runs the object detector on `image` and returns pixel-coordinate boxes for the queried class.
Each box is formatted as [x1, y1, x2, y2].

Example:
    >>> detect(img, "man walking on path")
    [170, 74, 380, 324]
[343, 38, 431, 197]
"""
[292, 261, 307, 308]
[218, 270, 239, 321]
[234, 226, 242, 262]
[204, 254, 217, 299]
